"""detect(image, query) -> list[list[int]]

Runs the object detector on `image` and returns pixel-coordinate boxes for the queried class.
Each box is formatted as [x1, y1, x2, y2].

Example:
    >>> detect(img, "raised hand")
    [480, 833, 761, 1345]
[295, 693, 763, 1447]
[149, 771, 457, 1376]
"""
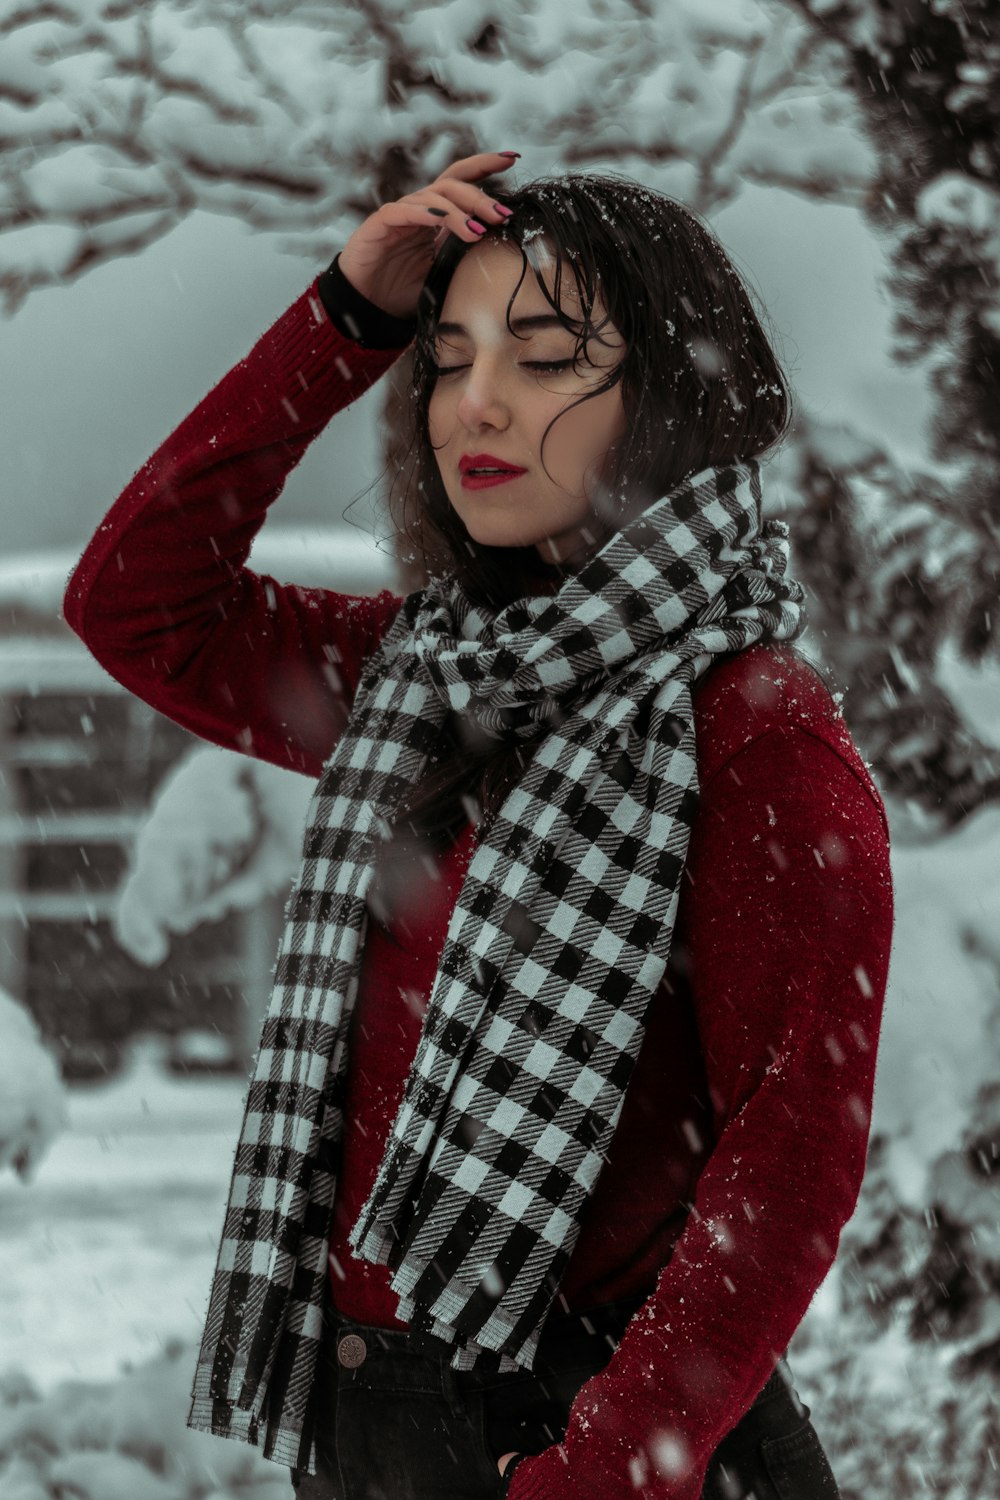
[337, 150, 518, 321]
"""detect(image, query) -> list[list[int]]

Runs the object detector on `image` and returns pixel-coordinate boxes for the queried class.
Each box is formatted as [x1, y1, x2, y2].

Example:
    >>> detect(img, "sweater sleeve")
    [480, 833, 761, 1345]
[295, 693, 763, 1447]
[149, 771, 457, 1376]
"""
[62, 275, 411, 779]
[317, 253, 420, 349]
[508, 726, 894, 1500]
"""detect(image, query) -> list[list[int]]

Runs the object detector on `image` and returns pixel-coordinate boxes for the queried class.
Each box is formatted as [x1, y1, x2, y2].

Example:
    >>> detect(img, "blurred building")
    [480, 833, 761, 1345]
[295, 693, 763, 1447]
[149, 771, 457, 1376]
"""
[0, 533, 398, 1079]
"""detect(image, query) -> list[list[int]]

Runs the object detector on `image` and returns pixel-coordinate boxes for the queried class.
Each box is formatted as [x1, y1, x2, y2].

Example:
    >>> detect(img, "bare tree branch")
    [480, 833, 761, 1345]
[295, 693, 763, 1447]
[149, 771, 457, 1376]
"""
[692, 32, 768, 214]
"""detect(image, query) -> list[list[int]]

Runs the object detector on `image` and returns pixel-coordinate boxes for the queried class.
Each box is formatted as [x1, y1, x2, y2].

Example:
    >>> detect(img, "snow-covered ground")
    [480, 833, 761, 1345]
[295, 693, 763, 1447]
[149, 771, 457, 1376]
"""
[0, 1041, 244, 1390]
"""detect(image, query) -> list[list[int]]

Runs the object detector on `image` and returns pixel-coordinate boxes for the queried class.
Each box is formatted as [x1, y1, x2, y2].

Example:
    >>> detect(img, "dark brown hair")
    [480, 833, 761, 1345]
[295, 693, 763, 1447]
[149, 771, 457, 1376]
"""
[369, 171, 792, 917]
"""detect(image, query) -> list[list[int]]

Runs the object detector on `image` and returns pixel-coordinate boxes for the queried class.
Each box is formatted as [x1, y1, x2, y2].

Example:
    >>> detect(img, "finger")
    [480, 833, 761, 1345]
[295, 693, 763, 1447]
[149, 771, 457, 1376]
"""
[421, 181, 514, 226]
[435, 151, 520, 184]
[401, 187, 509, 240]
[376, 200, 481, 247]
[375, 197, 473, 243]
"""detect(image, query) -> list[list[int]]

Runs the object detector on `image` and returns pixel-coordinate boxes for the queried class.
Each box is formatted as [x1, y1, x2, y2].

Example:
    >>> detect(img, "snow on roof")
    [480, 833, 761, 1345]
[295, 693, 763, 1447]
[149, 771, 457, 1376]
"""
[0, 525, 402, 615]
[0, 639, 121, 693]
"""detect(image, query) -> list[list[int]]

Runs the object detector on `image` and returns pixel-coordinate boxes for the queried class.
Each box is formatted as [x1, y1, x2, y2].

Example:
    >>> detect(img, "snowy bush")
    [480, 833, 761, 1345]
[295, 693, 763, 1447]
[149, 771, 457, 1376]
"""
[787, 1309, 1000, 1500]
[113, 747, 311, 967]
[778, 799, 1000, 1495]
[788, 1091, 1000, 1500]
[0, 1343, 289, 1500]
[873, 805, 1000, 1204]
[0, 987, 68, 1183]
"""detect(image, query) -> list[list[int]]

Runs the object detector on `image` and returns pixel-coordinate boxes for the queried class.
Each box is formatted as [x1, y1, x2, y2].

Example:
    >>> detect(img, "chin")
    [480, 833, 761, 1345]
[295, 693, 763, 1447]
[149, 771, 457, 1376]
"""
[476, 535, 546, 556]
[457, 517, 544, 551]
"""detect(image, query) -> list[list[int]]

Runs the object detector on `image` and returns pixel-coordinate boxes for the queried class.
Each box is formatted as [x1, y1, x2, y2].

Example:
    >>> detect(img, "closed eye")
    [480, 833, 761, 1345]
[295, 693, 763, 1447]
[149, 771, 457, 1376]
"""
[430, 360, 575, 376]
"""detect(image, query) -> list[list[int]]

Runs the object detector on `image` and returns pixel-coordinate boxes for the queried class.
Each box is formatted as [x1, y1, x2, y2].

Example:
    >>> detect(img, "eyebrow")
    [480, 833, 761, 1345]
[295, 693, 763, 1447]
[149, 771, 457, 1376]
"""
[434, 314, 568, 337]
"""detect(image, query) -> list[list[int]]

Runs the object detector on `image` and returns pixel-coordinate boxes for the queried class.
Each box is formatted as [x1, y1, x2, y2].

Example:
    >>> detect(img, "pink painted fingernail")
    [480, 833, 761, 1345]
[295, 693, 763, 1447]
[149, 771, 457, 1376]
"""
[498, 151, 521, 159]
[467, 218, 487, 235]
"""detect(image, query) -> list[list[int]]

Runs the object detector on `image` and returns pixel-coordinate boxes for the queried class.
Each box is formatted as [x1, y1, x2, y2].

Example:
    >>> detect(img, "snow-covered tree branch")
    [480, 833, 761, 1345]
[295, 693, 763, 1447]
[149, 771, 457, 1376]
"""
[0, 0, 872, 312]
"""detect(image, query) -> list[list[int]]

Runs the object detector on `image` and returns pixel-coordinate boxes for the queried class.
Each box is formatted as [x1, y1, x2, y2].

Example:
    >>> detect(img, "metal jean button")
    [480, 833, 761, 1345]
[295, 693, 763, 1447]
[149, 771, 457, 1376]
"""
[336, 1332, 367, 1368]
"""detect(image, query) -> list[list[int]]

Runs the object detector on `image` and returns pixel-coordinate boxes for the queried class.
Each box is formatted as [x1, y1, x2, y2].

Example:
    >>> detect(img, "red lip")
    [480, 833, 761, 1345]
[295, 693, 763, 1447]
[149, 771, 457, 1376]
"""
[461, 471, 525, 490]
[459, 452, 527, 476]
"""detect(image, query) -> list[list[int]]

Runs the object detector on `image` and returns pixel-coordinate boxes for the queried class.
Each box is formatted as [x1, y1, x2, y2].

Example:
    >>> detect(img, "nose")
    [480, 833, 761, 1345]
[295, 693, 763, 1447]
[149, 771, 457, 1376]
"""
[454, 355, 513, 431]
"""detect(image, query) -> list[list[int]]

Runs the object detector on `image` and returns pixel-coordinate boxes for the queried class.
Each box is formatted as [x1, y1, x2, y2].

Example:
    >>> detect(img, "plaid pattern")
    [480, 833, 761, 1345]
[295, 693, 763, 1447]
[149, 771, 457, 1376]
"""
[187, 462, 805, 1471]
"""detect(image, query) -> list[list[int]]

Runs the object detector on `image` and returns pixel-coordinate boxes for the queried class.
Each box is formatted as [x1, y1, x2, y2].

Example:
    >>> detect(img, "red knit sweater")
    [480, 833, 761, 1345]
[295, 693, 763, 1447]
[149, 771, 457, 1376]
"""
[63, 277, 894, 1500]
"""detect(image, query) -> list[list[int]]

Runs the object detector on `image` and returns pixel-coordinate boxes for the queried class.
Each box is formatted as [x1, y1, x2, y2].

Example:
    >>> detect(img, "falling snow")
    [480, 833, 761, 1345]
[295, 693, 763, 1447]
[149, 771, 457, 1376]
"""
[1, 0, 998, 1494]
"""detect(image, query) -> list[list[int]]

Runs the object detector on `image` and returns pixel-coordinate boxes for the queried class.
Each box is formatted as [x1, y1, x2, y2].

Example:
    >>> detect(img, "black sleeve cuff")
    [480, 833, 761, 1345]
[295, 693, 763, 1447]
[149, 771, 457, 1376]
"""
[317, 253, 418, 350]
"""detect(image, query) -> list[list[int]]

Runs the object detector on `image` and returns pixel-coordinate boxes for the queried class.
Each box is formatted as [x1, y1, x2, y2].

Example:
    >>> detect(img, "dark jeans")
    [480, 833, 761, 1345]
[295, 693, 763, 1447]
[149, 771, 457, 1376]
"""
[290, 1290, 840, 1499]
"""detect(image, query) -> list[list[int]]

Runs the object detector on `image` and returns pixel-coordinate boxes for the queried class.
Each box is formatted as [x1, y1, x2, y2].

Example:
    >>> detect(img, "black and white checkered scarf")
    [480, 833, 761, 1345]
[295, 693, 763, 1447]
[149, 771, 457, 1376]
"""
[188, 461, 805, 1470]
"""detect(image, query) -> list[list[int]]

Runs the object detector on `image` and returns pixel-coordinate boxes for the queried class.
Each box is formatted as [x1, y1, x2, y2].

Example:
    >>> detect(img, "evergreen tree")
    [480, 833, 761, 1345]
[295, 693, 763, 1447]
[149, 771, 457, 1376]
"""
[782, 424, 1000, 824]
[807, 1086, 1000, 1498]
[788, 0, 1000, 825]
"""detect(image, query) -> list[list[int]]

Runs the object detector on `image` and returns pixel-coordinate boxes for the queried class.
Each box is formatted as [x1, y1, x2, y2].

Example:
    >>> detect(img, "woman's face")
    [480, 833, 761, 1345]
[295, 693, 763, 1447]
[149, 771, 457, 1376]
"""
[427, 240, 628, 568]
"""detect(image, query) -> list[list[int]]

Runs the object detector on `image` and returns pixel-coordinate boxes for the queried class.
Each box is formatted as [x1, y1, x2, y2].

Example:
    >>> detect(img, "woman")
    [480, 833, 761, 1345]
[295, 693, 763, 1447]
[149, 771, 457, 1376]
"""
[64, 150, 894, 1499]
